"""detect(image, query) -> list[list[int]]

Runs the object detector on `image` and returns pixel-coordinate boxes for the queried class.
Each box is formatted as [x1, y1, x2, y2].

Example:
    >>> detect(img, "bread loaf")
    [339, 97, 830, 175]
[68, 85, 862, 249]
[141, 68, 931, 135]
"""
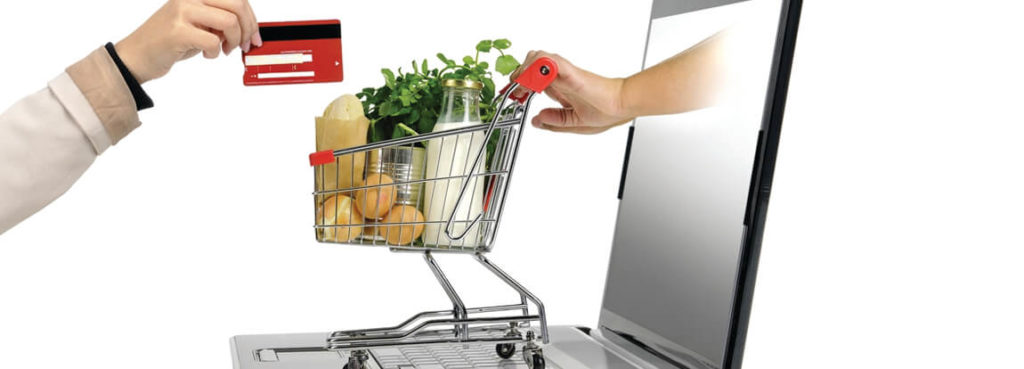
[316, 94, 370, 195]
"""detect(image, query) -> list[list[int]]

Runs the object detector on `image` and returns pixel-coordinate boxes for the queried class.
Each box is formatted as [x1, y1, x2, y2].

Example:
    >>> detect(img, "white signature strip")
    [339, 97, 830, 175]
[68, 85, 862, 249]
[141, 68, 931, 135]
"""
[257, 71, 315, 79]
[244, 53, 313, 66]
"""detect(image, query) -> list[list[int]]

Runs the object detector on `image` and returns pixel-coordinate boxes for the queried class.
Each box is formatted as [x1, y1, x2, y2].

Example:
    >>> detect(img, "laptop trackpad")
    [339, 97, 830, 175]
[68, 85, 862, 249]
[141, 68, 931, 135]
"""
[546, 339, 640, 368]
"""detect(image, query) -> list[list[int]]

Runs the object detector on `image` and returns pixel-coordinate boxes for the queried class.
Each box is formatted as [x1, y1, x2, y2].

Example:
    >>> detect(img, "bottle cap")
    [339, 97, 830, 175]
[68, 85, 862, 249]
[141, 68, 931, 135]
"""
[442, 79, 483, 90]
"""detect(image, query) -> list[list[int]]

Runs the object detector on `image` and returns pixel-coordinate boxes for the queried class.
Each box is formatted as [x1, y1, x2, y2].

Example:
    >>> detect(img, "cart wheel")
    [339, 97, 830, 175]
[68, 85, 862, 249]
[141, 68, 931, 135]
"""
[530, 353, 546, 369]
[496, 343, 516, 359]
[344, 351, 367, 369]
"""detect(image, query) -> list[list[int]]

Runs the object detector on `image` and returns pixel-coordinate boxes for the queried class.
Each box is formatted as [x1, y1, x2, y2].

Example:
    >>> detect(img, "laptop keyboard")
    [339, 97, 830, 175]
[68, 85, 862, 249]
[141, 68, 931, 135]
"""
[371, 344, 529, 369]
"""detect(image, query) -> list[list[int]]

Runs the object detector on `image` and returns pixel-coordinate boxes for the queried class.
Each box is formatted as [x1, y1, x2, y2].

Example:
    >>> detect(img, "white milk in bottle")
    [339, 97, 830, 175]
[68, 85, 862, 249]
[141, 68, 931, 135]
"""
[422, 79, 488, 248]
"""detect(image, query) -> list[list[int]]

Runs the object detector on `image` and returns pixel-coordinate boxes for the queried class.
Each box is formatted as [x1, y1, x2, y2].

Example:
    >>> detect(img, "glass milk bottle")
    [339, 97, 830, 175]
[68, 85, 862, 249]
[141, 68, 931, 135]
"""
[422, 79, 488, 247]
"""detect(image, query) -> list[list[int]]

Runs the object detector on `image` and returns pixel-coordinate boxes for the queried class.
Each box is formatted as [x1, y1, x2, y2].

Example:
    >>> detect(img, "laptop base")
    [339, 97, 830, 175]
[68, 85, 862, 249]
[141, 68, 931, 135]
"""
[231, 326, 654, 369]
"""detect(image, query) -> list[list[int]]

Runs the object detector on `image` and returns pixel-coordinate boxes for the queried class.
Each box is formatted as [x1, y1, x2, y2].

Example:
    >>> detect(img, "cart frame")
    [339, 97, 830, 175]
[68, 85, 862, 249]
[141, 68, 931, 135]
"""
[306, 58, 559, 369]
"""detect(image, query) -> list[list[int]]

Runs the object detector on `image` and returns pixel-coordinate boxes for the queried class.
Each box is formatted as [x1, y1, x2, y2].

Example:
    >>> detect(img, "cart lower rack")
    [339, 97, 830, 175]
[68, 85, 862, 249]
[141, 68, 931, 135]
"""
[328, 252, 548, 369]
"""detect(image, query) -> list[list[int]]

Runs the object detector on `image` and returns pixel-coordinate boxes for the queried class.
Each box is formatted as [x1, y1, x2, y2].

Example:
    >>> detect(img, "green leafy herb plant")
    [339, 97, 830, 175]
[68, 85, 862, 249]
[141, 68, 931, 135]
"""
[356, 39, 521, 143]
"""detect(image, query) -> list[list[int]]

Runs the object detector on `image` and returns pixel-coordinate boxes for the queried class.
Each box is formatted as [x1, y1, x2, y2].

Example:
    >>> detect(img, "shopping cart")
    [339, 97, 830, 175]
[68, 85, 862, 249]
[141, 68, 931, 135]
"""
[306, 58, 558, 369]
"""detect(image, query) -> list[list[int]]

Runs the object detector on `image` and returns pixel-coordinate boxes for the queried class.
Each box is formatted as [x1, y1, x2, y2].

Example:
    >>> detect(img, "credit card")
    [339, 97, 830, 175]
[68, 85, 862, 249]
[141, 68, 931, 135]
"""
[242, 19, 343, 86]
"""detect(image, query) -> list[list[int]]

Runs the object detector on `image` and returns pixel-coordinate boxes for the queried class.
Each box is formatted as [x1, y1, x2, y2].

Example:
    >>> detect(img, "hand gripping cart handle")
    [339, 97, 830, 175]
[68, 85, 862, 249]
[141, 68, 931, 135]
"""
[301, 58, 559, 369]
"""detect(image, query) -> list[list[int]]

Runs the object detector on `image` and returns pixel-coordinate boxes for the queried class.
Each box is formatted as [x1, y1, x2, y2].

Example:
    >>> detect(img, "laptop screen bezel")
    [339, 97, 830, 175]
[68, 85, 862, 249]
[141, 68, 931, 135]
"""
[597, 1, 803, 368]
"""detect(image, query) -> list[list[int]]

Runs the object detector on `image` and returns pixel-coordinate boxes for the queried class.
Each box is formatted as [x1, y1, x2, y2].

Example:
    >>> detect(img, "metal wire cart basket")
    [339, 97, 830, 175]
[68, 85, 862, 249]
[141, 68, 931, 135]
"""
[302, 58, 558, 369]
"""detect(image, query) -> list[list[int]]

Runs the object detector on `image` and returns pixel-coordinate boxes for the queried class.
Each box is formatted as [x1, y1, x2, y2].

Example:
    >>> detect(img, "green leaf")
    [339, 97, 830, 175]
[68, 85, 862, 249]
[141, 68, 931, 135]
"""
[419, 110, 436, 133]
[495, 55, 520, 76]
[438, 52, 456, 67]
[463, 56, 475, 65]
[372, 119, 389, 142]
[379, 101, 393, 116]
[476, 40, 492, 53]
[482, 78, 496, 99]
[493, 39, 511, 50]
[408, 109, 420, 126]
[478, 61, 489, 70]
[398, 88, 412, 106]
[412, 60, 419, 74]
[422, 59, 429, 74]
[382, 68, 396, 88]
[392, 124, 409, 139]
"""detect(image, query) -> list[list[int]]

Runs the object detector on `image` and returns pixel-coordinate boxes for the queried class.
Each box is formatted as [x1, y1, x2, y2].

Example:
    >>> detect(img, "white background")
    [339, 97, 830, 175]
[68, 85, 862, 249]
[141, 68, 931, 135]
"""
[0, 1, 1022, 369]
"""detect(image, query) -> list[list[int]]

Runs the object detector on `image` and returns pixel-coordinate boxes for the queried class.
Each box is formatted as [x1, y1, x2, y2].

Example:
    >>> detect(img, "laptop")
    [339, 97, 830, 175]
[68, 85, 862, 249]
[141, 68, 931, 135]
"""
[230, 0, 801, 368]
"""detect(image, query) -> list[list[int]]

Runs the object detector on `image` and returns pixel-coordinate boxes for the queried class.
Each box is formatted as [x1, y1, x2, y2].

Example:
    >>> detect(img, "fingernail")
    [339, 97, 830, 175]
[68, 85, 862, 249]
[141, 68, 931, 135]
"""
[242, 41, 251, 53]
[253, 32, 263, 47]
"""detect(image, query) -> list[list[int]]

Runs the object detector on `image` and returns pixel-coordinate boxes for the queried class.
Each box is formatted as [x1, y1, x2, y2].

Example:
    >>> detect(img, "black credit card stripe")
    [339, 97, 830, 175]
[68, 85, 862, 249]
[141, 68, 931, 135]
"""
[259, 24, 340, 42]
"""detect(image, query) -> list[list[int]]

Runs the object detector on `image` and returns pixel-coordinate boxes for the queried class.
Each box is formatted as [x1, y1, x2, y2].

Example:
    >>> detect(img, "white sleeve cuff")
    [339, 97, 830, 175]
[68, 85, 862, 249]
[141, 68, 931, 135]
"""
[47, 72, 111, 155]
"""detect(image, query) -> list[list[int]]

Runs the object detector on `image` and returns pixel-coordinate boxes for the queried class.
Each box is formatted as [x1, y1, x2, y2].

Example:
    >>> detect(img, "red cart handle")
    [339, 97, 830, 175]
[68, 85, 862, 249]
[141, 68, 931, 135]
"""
[515, 57, 558, 93]
[499, 57, 559, 104]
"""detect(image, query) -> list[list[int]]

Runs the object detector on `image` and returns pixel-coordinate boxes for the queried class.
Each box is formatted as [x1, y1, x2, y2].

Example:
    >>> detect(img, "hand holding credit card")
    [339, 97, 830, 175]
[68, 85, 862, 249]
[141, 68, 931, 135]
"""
[242, 19, 343, 86]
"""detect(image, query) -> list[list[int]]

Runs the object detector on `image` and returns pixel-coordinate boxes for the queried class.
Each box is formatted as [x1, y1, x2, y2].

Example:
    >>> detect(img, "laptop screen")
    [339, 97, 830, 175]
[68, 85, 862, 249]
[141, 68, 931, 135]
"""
[599, 1, 795, 368]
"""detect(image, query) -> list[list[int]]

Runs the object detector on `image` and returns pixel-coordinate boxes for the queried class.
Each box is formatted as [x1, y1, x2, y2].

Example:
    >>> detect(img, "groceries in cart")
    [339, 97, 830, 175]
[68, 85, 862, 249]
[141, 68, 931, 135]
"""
[311, 39, 562, 250]
[312, 81, 493, 248]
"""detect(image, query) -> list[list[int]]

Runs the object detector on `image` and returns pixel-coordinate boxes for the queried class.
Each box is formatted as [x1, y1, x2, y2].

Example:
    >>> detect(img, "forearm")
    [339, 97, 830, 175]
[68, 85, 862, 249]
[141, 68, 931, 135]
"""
[619, 30, 730, 118]
[0, 47, 146, 235]
[0, 79, 100, 234]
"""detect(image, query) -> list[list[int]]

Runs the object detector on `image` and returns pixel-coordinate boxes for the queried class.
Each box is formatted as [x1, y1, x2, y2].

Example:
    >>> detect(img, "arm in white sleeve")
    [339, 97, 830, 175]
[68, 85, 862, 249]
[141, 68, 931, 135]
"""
[0, 47, 141, 235]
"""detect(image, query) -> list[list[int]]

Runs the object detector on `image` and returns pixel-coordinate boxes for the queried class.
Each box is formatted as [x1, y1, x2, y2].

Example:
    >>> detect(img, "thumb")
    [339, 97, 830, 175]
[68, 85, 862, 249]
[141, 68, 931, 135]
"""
[532, 107, 580, 129]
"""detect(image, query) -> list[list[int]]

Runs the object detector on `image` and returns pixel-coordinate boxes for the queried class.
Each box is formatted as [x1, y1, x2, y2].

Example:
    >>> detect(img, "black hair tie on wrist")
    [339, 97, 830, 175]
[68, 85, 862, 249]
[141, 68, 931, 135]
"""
[104, 42, 154, 111]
